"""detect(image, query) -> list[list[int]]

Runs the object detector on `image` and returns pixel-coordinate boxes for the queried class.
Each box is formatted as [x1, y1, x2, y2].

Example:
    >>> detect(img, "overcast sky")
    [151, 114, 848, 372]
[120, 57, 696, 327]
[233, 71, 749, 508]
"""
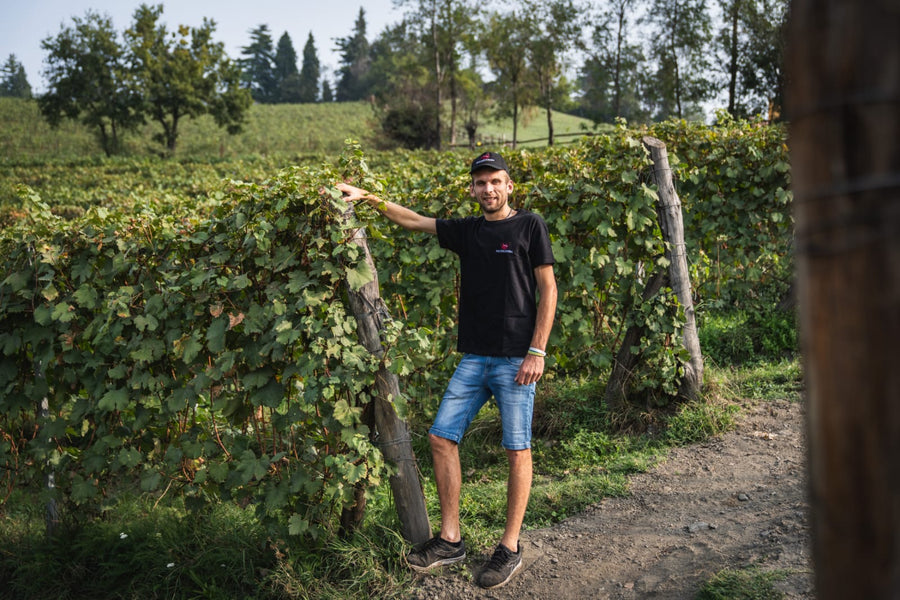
[0, 0, 402, 93]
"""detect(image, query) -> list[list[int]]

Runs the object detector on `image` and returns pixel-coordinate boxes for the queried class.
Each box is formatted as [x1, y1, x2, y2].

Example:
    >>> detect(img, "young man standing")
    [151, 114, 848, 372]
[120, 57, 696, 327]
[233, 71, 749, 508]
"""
[337, 151, 557, 589]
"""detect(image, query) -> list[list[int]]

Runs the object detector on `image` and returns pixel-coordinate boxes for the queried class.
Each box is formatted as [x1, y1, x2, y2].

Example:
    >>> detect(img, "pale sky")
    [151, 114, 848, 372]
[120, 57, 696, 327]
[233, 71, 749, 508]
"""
[0, 0, 402, 93]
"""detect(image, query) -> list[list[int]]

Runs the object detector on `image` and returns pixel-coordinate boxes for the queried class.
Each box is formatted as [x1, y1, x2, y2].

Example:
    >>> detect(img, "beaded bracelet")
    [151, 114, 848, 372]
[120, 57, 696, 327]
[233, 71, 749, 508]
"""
[527, 347, 547, 357]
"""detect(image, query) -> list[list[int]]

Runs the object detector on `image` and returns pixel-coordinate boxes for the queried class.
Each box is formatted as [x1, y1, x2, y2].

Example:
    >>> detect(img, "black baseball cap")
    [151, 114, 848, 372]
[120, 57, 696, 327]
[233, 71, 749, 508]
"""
[470, 151, 509, 174]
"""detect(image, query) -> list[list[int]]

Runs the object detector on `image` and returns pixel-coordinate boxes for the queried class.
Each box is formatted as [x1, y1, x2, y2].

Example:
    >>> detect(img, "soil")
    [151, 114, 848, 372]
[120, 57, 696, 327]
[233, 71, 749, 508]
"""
[410, 398, 814, 599]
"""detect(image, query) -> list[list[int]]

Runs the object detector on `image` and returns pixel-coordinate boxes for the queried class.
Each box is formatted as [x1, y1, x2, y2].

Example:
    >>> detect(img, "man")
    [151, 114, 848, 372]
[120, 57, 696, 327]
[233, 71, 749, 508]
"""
[337, 151, 557, 589]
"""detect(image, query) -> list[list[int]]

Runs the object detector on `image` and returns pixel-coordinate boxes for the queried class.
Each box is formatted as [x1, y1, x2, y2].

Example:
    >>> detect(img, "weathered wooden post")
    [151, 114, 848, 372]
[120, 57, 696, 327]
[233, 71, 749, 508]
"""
[788, 0, 900, 597]
[340, 204, 432, 545]
[644, 136, 704, 400]
[603, 139, 703, 408]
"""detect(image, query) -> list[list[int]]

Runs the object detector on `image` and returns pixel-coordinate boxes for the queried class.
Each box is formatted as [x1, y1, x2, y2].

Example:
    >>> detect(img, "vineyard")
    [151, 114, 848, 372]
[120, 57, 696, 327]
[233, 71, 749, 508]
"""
[0, 116, 793, 598]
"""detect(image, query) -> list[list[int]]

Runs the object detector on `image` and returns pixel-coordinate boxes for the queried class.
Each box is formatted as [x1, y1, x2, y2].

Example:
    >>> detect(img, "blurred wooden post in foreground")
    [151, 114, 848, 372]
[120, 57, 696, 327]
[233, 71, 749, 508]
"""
[788, 0, 900, 597]
[341, 204, 432, 545]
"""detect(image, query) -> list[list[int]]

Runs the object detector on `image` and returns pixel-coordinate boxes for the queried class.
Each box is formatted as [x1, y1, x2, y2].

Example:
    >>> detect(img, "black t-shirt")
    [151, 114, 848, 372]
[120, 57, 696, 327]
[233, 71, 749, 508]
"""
[436, 210, 555, 357]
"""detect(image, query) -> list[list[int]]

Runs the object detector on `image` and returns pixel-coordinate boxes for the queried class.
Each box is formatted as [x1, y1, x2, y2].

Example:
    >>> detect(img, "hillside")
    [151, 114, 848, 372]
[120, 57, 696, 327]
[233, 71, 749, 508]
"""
[0, 99, 378, 162]
[0, 97, 597, 163]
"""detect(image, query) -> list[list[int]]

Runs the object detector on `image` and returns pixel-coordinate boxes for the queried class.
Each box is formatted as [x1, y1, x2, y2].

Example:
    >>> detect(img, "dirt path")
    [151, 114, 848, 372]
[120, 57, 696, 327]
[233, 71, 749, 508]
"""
[411, 399, 814, 599]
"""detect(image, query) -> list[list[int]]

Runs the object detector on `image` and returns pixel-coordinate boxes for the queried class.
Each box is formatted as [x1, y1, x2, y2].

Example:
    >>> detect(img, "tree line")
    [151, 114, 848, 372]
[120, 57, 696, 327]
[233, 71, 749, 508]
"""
[326, 0, 788, 149]
[2, 0, 788, 154]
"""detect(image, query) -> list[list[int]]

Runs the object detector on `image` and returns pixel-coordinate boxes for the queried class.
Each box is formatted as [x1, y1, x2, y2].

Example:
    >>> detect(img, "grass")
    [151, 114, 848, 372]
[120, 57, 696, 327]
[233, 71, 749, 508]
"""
[696, 566, 793, 600]
[2, 495, 276, 599]
[1, 491, 414, 600]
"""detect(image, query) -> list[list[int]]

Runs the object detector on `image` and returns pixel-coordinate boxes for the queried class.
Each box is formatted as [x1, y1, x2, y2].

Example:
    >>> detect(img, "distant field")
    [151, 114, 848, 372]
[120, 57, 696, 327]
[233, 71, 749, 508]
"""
[475, 107, 604, 148]
[0, 97, 599, 163]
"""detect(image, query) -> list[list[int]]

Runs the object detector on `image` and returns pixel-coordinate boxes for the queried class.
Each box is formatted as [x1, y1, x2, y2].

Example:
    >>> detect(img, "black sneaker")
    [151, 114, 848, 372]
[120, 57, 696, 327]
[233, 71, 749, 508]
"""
[406, 536, 466, 572]
[476, 543, 522, 589]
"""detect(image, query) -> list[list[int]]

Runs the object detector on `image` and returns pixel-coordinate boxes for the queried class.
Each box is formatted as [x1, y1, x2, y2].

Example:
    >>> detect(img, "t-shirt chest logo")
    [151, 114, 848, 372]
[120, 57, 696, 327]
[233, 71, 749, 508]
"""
[496, 242, 514, 254]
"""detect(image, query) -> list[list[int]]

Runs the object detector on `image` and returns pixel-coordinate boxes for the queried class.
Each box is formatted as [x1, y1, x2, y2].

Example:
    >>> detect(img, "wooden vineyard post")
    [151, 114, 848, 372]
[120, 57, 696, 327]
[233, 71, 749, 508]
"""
[340, 204, 432, 545]
[788, 0, 900, 597]
[643, 136, 704, 400]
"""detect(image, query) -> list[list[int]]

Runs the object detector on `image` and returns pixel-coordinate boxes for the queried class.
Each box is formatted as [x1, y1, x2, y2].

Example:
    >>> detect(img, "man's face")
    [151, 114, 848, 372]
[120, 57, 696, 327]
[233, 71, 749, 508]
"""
[470, 169, 514, 215]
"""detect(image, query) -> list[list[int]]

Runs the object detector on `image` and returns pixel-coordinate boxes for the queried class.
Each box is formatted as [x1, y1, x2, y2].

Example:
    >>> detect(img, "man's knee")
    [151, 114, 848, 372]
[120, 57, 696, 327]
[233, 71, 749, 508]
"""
[429, 433, 457, 455]
[506, 447, 532, 466]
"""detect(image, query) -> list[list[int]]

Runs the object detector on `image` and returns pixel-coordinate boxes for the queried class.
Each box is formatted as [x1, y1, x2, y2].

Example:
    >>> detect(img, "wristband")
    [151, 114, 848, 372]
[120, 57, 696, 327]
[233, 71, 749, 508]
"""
[527, 347, 546, 357]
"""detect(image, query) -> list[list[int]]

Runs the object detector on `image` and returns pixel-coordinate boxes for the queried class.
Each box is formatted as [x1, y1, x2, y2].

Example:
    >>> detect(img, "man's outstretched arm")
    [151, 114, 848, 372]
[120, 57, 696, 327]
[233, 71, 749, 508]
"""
[337, 183, 437, 234]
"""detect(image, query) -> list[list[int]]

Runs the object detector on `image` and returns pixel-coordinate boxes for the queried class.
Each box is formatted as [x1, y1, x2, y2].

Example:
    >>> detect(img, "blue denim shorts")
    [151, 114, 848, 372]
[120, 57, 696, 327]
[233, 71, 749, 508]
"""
[429, 354, 536, 450]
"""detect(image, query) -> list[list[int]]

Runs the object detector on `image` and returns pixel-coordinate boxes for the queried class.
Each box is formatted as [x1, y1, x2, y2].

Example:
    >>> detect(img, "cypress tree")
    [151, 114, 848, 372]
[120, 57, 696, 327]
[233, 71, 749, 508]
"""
[335, 8, 372, 101]
[298, 32, 320, 103]
[274, 31, 302, 102]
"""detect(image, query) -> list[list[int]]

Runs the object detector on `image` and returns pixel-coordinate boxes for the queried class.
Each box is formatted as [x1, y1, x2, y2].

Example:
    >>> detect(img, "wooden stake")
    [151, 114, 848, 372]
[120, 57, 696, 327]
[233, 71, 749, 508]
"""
[341, 205, 432, 545]
[644, 136, 704, 401]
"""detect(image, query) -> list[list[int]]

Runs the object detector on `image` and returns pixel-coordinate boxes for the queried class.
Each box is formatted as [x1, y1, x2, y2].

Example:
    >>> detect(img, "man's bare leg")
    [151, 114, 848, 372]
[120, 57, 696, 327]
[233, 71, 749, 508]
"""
[500, 448, 532, 552]
[430, 433, 462, 542]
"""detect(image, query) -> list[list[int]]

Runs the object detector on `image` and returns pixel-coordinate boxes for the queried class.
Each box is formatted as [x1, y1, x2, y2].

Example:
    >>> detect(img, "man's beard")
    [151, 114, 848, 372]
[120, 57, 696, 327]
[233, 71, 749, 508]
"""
[480, 198, 506, 214]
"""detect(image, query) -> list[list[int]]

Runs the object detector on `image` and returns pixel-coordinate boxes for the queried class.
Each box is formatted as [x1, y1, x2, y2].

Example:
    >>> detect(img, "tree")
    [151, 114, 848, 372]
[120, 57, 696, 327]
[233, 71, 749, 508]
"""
[716, 0, 742, 116]
[643, 0, 714, 120]
[335, 8, 372, 101]
[458, 66, 492, 148]
[273, 31, 301, 102]
[395, 0, 474, 148]
[298, 32, 320, 103]
[124, 4, 251, 155]
[0, 54, 32, 98]
[579, 0, 649, 123]
[524, 0, 582, 145]
[239, 24, 277, 103]
[483, 10, 536, 148]
[738, 0, 788, 120]
[38, 11, 142, 156]
[714, 0, 787, 120]
[368, 21, 438, 148]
